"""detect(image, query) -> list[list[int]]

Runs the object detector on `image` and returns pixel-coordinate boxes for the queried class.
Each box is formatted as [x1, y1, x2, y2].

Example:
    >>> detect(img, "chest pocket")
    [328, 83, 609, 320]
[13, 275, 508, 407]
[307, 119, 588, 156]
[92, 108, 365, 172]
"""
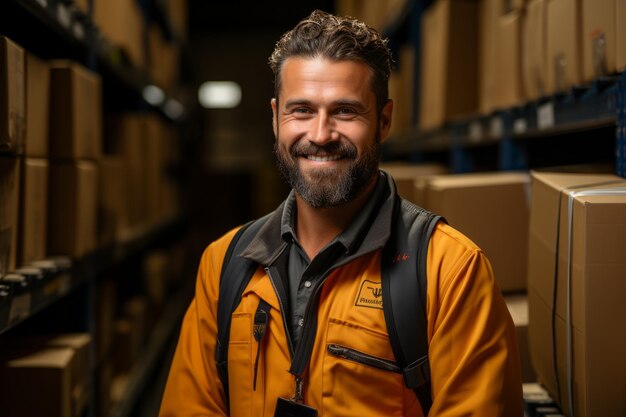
[322, 318, 405, 416]
[228, 313, 253, 417]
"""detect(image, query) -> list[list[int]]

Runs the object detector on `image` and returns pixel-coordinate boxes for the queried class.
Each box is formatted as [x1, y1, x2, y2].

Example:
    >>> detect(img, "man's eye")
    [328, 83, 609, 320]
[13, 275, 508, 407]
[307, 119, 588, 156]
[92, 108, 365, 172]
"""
[338, 108, 354, 114]
[294, 107, 312, 114]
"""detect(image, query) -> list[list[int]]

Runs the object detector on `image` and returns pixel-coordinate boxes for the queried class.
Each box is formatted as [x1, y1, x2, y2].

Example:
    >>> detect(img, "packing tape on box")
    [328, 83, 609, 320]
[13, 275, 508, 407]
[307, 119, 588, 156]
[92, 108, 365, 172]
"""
[565, 186, 626, 417]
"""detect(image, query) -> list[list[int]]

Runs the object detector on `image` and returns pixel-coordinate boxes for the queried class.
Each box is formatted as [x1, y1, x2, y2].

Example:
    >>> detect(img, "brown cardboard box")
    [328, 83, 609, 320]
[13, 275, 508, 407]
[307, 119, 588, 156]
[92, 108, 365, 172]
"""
[420, 0, 479, 130]
[93, 0, 146, 69]
[388, 45, 415, 137]
[49, 61, 102, 160]
[167, 0, 188, 40]
[581, 0, 616, 80]
[98, 156, 127, 246]
[48, 161, 98, 257]
[546, 0, 583, 94]
[479, 0, 497, 114]
[148, 25, 180, 90]
[0, 156, 20, 277]
[426, 172, 530, 292]
[505, 294, 536, 383]
[0, 347, 76, 417]
[104, 114, 146, 230]
[0, 36, 25, 153]
[18, 158, 48, 265]
[380, 162, 448, 206]
[0, 334, 91, 416]
[492, 9, 525, 109]
[527, 172, 626, 417]
[523, 0, 548, 100]
[618, 0, 626, 71]
[25, 53, 50, 157]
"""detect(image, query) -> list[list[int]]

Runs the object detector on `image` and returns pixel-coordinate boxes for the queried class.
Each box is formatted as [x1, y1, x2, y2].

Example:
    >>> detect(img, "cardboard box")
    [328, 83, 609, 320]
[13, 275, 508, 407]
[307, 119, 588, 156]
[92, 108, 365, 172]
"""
[25, 53, 50, 157]
[93, 0, 146, 69]
[581, 0, 616, 80]
[0, 333, 91, 416]
[0, 156, 20, 277]
[49, 61, 102, 160]
[545, 0, 583, 94]
[523, 0, 548, 100]
[479, 0, 497, 114]
[380, 162, 448, 206]
[388, 45, 415, 137]
[618, 0, 626, 71]
[0, 36, 25, 153]
[505, 294, 536, 383]
[0, 347, 77, 417]
[148, 25, 180, 90]
[492, 9, 525, 109]
[98, 156, 128, 246]
[527, 172, 626, 417]
[167, 0, 188, 40]
[104, 114, 147, 229]
[419, 0, 479, 130]
[426, 172, 530, 292]
[18, 157, 48, 265]
[48, 161, 98, 257]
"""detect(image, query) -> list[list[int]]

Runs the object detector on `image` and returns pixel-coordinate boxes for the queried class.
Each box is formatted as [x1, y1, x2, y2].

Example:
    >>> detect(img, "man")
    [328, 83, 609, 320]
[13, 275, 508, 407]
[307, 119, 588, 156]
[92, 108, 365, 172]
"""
[159, 10, 523, 417]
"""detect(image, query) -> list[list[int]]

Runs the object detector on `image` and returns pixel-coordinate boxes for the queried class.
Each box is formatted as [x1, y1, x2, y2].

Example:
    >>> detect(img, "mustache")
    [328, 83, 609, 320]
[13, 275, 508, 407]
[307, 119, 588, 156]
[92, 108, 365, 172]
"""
[290, 141, 357, 159]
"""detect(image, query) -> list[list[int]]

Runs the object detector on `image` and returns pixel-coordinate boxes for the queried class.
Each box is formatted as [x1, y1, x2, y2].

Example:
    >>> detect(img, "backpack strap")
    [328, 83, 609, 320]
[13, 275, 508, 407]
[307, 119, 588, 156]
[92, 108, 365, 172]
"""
[216, 214, 271, 405]
[381, 197, 444, 416]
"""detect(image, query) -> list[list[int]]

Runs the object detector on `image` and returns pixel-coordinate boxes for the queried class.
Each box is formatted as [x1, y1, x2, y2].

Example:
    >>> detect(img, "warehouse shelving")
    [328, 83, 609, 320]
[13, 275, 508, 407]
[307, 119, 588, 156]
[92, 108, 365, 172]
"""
[380, 1, 625, 178]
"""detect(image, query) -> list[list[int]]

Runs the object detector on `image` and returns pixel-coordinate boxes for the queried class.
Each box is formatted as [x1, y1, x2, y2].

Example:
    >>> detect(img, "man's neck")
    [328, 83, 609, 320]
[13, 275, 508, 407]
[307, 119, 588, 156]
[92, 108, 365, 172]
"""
[294, 175, 378, 260]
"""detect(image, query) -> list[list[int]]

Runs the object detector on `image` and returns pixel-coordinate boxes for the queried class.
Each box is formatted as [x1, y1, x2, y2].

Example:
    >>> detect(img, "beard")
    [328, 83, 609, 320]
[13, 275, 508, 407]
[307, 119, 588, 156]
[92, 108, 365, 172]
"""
[275, 136, 381, 208]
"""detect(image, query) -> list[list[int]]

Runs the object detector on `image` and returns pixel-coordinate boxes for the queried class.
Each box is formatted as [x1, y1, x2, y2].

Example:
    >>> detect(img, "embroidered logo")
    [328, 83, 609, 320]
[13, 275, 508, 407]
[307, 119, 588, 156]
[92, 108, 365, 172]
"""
[355, 280, 383, 310]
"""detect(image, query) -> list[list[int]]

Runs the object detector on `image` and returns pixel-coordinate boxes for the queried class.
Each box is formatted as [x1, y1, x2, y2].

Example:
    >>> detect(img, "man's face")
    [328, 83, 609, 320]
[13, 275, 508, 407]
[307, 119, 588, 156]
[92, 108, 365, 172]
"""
[272, 57, 393, 208]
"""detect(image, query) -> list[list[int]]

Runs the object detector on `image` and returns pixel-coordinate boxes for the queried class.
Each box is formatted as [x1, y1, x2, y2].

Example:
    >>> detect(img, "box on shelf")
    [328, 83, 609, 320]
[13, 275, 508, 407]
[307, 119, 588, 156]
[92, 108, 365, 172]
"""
[581, 0, 616, 80]
[380, 162, 448, 207]
[479, 0, 497, 114]
[505, 294, 536, 383]
[523, 0, 548, 100]
[0, 36, 25, 153]
[527, 171, 626, 417]
[388, 45, 415, 138]
[148, 25, 180, 91]
[0, 347, 83, 417]
[425, 172, 530, 292]
[93, 0, 146, 70]
[546, 0, 583, 94]
[419, 0, 479, 130]
[98, 156, 128, 246]
[49, 61, 102, 160]
[0, 156, 20, 277]
[25, 53, 50, 157]
[18, 157, 48, 265]
[167, 0, 188, 40]
[48, 160, 98, 258]
[618, 0, 626, 71]
[492, 7, 525, 109]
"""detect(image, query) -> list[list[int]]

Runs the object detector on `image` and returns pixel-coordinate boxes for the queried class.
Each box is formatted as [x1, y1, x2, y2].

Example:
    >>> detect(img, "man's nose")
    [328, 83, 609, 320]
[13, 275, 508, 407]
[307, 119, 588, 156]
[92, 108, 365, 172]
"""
[309, 112, 339, 145]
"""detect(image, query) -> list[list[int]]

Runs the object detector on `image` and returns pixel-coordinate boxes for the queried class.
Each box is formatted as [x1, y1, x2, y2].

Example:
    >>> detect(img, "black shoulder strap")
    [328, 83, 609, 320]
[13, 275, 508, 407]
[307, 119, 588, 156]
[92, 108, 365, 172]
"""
[381, 197, 444, 416]
[215, 215, 270, 404]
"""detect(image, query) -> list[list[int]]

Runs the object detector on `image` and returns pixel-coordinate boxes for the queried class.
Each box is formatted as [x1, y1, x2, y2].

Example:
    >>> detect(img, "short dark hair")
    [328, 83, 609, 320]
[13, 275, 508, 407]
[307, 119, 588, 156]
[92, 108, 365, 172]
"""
[269, 10, 392, 113]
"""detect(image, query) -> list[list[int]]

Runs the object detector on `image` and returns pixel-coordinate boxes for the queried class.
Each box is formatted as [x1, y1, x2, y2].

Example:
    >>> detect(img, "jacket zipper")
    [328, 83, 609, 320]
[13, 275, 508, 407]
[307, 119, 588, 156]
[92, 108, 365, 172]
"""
[265, 266, 294, 357]
[327, 344, 402, 374]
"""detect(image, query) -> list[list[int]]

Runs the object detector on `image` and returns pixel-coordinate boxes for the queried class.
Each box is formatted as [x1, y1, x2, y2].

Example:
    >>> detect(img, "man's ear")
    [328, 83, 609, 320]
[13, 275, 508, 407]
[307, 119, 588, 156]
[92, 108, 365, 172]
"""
[378, 99, 394, 143]
[271, 98, 278, 137]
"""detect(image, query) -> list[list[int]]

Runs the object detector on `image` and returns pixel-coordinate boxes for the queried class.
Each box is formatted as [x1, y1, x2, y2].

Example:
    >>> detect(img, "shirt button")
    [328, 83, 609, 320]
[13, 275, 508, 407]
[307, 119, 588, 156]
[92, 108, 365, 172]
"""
[304, 281, 312, 288]
[298, 318, 304, 327]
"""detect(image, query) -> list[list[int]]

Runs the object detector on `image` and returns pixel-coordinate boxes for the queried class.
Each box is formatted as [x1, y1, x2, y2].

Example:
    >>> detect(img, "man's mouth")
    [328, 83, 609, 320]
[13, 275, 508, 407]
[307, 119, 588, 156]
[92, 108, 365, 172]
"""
[305, 154, 342, 162]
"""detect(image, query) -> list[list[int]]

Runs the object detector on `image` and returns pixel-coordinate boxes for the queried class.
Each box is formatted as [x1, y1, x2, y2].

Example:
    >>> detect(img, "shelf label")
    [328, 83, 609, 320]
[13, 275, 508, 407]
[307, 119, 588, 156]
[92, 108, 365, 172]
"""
[538, 102, 555, 130]
[490, 117, 503, 138]
[9, 293, 31, 324]
[468, 121, 483, 142]
[56, 3, 72, 29]
[513, 118, 528, 134]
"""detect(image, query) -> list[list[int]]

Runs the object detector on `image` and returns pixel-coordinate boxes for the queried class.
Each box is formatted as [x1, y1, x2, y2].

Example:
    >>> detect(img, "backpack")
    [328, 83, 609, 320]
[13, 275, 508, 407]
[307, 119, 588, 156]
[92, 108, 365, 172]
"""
[215, 197, 444, 415]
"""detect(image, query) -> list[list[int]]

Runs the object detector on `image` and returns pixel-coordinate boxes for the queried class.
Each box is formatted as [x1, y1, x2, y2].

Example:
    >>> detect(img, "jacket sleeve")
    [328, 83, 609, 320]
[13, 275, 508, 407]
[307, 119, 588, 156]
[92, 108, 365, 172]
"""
[426, 227, 524, 417]
[159, 231, 239, 416]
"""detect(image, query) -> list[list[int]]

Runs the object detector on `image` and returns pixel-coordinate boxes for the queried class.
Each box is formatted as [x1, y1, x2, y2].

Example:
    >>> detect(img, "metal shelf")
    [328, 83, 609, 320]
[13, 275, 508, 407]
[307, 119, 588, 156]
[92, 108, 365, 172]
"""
[0, 217, 187, 335]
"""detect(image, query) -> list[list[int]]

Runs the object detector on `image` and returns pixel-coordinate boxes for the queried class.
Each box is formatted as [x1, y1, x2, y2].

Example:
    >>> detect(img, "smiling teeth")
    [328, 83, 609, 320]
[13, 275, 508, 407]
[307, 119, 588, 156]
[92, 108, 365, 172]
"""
[307, 155, 341, 162]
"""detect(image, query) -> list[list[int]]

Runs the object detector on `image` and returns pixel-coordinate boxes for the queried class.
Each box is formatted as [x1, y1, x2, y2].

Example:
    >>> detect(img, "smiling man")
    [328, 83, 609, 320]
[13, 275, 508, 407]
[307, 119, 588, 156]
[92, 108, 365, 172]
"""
[159, 10, 523, 417]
